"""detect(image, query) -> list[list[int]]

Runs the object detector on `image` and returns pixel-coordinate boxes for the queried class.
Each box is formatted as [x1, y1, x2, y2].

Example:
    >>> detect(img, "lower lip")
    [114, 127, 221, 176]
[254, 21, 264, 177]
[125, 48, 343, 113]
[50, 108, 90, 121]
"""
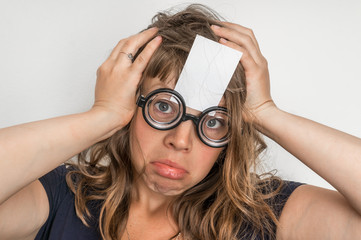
[151, 162, 187, 180]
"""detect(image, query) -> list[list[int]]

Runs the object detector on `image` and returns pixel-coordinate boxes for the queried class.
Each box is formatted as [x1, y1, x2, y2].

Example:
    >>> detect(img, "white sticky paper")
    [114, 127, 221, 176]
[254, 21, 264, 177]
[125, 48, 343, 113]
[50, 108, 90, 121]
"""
[174, 35, 243, 111]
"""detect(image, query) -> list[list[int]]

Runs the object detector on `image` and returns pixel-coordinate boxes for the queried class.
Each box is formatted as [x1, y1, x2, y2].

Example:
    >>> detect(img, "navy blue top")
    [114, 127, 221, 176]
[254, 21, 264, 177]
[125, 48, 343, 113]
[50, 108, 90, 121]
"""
[35, 165, 303, 240]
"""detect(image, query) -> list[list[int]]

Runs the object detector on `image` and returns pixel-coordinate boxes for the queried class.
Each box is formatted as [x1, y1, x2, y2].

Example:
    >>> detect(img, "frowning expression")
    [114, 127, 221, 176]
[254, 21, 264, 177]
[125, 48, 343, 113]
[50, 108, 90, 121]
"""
[129, 76, 224, 196]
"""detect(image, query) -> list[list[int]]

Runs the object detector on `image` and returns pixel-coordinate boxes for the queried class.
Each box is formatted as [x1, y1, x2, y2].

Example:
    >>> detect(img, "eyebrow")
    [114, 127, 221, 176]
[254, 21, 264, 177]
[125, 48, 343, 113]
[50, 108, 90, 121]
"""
[143, 86, 227, 114]
[145, 83, 170, 94]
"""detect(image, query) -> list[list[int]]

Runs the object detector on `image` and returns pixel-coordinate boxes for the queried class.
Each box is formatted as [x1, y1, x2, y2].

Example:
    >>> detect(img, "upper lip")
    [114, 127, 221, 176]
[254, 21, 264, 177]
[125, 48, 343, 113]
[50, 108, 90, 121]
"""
[151, 159, 188, 172]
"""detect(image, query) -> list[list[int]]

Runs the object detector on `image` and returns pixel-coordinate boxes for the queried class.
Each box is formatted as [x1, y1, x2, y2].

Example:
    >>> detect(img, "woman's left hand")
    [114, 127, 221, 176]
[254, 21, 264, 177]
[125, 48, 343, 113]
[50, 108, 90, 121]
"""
[211, 22, 275, 121]
[213, 22, 361, 239]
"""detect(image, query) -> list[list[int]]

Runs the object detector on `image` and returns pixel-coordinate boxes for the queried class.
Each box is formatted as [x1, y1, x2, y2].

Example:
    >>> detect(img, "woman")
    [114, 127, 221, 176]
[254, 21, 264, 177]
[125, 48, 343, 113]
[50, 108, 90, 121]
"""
[0, 4, 360, 240]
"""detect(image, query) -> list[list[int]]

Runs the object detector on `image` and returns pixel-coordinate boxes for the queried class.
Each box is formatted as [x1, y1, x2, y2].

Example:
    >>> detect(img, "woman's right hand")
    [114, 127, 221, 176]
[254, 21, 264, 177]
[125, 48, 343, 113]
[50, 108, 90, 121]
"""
[0, 28, 163, 239]
[92, 27, 162, 129]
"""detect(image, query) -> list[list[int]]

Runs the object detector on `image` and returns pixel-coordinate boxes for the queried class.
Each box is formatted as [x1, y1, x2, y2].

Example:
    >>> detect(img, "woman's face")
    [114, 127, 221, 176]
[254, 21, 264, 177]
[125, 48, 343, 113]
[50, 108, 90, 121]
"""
[130, 76, 224, 196]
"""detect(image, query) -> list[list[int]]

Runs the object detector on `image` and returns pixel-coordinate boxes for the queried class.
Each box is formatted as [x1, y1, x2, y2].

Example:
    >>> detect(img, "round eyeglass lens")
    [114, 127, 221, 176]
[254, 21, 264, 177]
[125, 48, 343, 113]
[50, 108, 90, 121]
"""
[200, 110, 230, 146]
[145, 92, 183, 129]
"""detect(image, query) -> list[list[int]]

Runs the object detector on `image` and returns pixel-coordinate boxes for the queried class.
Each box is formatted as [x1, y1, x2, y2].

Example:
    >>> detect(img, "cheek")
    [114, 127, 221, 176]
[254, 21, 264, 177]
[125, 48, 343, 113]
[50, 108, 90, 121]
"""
[130, 111, 151, 168]
[132, 110, 155, 145]
[130, 108, 223, 191]
[130, 109, 163, 168]
[190, 147, 223, 181]
[133, 112, 150, 143]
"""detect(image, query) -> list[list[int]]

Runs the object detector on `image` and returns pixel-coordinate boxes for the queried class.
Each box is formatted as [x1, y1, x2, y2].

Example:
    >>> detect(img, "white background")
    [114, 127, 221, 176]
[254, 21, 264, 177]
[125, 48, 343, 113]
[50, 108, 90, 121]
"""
[1, 0, 360, 190]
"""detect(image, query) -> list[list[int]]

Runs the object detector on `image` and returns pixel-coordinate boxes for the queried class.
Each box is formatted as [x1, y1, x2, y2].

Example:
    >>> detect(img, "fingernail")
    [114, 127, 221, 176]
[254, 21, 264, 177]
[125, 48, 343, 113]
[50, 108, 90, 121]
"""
[211, 25, 220, 30]
[155, 36, 162, 41]
[219, 38, 227, 43]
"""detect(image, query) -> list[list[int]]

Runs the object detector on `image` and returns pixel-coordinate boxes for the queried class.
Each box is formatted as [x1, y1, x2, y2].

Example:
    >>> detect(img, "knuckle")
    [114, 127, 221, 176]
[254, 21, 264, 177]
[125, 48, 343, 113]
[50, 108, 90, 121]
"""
[135, 54, 146, 65]
[122, 40, 132, 50]
[224, 27, 232, 35]
[241, 48, 250, 57]
[217, 25, 226, 34]
[97, 65, 106, 75]
[245, 35, 253, 45]
[97, 61, 113, 75]
[96, 67, 101, 76]
[117, 39, 125, 46]
[115, 38, 127, 49]
[246, 28, 254, 36]
[262, 57, 268, 66]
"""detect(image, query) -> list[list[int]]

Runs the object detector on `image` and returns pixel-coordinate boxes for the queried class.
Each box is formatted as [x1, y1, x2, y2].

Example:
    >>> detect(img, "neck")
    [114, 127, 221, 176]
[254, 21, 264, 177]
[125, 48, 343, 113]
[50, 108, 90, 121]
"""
[126, 177, 180, 239]
[131, 175, 176, 215]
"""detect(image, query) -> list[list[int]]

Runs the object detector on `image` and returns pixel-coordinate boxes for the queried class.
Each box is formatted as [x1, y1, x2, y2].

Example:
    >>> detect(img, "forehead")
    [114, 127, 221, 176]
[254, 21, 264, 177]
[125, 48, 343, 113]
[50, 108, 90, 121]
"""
[142, 76, 176, 93]
[142, 76, 227, 108]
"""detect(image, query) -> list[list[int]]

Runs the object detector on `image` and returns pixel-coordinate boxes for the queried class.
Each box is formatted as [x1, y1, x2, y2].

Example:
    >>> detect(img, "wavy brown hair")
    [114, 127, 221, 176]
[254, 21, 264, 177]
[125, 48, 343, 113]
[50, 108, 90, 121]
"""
[66, 4, 283, 240]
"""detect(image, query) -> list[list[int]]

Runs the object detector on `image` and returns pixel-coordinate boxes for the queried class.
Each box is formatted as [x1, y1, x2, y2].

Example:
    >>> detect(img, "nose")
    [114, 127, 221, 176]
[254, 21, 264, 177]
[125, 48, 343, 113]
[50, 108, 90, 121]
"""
[163, 120, 195, 152]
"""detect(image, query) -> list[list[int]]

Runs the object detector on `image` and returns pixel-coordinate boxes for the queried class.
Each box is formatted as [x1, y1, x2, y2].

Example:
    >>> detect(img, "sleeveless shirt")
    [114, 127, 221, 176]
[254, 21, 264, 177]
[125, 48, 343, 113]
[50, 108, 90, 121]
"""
[35, 165, 303, 240]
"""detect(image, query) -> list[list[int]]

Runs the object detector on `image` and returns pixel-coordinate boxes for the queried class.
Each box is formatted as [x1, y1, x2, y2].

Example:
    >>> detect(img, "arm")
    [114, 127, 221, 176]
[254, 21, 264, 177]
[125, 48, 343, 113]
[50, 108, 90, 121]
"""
[255, 103, 361, 214]
[0, 180, 49, 240]
[0, 109, 121, 204]
[278, 184, 361, 239]
[211, 22, 361, 237]
[0, 28, 162, 238]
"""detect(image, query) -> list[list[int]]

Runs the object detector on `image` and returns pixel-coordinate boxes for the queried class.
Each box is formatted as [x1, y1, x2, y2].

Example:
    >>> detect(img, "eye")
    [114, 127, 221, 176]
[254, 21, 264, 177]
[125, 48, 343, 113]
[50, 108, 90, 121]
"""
[205, 118, 224, 129]
[154, 101, 173, 114]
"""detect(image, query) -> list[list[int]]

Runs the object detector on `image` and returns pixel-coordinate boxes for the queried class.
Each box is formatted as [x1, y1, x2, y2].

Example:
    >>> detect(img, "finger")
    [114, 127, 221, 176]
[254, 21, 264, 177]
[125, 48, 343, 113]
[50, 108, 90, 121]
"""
[218, 38, 258, 74]
[109, 27, 158, 60]
[131, 35, 162, 73]
[211, 25, 263, 64]
[220, 22, 261, 51]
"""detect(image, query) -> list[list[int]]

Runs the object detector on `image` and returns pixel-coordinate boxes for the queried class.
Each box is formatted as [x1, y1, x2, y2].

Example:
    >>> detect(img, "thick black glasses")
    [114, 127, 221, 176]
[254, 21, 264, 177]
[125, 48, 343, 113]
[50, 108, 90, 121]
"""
[136, 88, 230, 148]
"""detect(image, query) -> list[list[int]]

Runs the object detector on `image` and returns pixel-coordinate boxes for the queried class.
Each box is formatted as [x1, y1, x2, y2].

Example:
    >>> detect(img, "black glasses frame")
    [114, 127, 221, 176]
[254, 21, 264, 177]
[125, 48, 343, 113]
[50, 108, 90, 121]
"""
[136, 88, 230, 148]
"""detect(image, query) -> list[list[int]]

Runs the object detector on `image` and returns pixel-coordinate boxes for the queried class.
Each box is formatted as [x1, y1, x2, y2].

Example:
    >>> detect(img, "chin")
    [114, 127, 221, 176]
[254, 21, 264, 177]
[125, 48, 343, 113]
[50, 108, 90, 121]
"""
[143, 174, 188, 196]
[149, 183, 185, 196]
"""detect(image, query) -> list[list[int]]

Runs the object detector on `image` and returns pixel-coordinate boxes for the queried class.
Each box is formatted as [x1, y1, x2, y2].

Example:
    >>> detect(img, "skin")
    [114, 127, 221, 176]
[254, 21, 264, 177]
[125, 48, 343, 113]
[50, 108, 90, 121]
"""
[130, 78, 223, 197]
[127, 78, 224, 239]
[0, 27, 164, 239]
[0, 19, 360, 240]
[211, 22, 361, 239]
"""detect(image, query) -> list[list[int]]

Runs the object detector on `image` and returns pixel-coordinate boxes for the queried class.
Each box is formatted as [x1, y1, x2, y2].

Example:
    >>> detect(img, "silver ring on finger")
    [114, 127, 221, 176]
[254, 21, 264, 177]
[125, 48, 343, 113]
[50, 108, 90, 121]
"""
[119, 52, 134, 62]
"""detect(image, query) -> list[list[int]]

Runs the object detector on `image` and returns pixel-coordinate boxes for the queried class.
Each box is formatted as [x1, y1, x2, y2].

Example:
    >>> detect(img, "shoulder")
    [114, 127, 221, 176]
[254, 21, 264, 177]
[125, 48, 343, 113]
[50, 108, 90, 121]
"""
[39, 165, 69, 193]
[36, 165, 102, 240]
[276, 184, 361, 239]
[38, 165, 72, 203]
[261, 178, 304, 218]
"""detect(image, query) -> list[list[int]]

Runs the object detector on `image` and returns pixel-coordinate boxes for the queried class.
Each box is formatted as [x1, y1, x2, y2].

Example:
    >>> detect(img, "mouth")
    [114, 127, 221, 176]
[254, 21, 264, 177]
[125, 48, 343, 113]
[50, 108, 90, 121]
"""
[150, 160, 188, 180]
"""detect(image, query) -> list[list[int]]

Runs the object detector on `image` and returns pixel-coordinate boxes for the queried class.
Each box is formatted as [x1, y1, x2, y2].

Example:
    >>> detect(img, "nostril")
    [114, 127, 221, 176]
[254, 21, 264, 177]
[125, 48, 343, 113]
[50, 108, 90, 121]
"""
[163, 124, 194, 151]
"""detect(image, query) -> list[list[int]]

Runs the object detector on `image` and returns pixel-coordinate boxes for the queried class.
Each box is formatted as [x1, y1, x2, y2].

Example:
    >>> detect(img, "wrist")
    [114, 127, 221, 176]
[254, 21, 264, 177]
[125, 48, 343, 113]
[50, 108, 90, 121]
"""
[86, 107, 126, 141]
[251, 101, 280, 134]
